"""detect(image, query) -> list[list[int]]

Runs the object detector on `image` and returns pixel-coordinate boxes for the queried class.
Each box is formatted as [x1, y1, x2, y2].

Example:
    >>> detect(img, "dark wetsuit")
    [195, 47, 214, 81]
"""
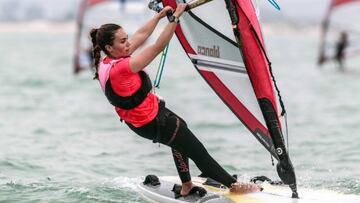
[336, 40, 347, 60]
[335, 34, 348, 70]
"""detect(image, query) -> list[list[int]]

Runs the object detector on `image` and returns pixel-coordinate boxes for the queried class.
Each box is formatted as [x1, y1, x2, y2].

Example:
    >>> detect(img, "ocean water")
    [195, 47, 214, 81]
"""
[0, 22, 360, 202]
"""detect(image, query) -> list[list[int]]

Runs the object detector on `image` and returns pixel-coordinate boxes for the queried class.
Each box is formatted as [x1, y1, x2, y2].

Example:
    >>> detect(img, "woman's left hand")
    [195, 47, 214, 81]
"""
[158, 6, 174, 18]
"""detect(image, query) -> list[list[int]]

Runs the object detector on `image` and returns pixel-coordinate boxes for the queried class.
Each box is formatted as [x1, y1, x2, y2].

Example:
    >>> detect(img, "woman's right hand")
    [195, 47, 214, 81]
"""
[158, 6, 174, 19]
[173, 3, 187, 18]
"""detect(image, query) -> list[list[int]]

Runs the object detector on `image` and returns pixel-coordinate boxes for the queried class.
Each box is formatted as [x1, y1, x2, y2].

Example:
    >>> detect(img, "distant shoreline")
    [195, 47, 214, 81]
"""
[0, 20, 320, 37]
[0, 20, 75, 33]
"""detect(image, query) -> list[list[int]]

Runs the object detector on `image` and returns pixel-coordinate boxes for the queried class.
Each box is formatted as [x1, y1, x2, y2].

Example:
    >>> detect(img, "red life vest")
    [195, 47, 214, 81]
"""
[98, 57, 158, 127]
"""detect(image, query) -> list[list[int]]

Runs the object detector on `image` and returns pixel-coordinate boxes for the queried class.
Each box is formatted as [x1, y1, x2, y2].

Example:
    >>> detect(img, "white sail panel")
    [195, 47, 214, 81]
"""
[179, 1, 268, 128]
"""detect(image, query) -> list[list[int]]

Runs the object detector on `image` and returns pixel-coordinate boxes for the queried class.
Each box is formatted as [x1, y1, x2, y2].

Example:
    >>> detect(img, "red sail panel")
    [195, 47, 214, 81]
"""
[331, 0, 360, 8]
[235, 0, 279, 119]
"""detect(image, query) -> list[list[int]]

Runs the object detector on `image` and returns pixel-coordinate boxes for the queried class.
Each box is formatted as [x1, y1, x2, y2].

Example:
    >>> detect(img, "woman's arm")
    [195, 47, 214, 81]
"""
[129, 3, 187, 73]
[128, 6, 173, 54]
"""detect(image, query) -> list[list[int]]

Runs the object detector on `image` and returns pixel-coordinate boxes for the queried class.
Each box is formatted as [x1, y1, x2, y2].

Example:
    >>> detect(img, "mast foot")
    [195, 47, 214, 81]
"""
[277, 161, 299, 198]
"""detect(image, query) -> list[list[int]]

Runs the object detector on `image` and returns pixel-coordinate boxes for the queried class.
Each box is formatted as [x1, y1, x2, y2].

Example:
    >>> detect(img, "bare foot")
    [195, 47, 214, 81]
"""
[229, 182, 262, 194]
[180, 181, 194, 196]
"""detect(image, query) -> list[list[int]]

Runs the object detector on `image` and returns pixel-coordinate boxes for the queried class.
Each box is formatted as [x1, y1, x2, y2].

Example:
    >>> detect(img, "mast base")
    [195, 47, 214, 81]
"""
[276, 161, 299, 198]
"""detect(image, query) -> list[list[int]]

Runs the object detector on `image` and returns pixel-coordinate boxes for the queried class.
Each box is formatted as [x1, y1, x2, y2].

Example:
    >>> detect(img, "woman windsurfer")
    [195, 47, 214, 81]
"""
[90, 3, 261, 197]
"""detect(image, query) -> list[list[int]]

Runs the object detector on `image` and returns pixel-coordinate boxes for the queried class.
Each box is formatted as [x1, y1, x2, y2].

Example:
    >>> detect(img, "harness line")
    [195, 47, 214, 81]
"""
[154, 43, 170, 88]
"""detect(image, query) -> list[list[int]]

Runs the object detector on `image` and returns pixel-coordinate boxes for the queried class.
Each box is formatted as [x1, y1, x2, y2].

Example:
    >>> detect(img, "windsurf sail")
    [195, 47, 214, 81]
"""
[151, 0, 298, 198]
[74, 0, 150, 74]
[318, 0, 360, 65]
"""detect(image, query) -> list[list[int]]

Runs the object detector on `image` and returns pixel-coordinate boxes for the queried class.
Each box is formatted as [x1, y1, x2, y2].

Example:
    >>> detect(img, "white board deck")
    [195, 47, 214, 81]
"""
[138, 176, 360, 203]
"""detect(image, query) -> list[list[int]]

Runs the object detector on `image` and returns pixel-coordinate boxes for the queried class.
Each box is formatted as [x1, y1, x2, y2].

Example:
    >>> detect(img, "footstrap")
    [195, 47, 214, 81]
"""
[172, 184, 182, 199]
[172, 184, 207, 199]
[250, 176, 283, 185]
[143, 174, 161, 186]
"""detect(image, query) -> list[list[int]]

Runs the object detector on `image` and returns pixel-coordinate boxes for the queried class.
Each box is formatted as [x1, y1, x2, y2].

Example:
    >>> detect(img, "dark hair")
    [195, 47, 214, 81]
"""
[90, 24, 122, 80]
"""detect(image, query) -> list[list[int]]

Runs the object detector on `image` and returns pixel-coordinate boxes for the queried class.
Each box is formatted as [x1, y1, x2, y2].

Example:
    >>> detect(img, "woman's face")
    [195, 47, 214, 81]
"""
[106, 28, 130, 58]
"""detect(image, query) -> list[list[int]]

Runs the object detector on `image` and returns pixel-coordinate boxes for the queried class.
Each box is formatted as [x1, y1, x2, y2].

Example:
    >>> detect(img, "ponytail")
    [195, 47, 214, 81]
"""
[89, 24, 122, 80]
[90, 28, 101, 80]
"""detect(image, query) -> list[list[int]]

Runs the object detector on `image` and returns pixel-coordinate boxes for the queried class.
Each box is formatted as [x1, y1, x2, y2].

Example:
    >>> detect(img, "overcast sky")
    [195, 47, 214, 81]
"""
[0, 0, 331, 23]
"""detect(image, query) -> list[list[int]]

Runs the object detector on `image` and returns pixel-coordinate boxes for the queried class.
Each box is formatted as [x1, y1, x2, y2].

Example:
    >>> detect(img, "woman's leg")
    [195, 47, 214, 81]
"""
[127, 116, 192, 185]
[172, 148, 191, 183]
[162, 110, 261, 194]
[158, 108, 237, 188]
[171, 148, 194, 196]
[171, 121, 237, 187]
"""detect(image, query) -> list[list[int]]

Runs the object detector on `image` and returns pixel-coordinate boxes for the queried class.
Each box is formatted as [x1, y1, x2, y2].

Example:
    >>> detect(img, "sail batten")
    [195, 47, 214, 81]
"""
[190, 54, 247, 73]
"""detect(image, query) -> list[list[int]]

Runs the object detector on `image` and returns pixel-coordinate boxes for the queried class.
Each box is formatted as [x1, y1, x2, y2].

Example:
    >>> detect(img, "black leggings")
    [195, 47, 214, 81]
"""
[127, 106, 236, 188]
